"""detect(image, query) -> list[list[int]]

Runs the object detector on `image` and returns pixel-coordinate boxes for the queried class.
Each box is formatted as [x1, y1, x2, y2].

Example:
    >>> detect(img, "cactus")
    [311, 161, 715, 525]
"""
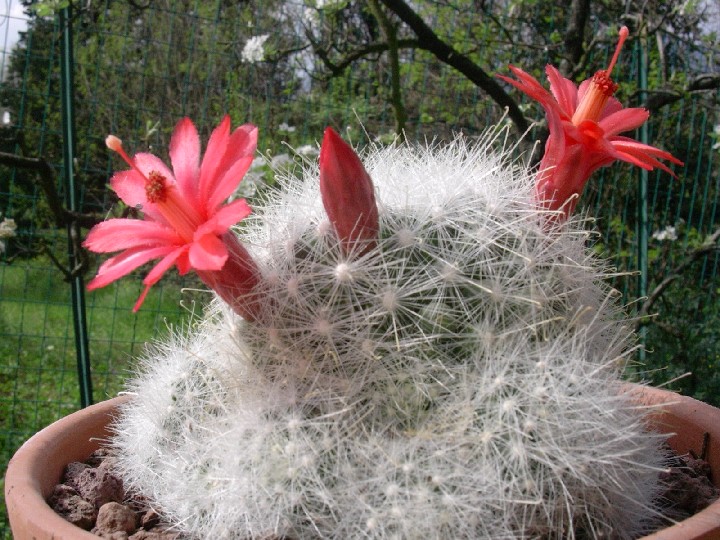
[87, 27, 684, 538]
[110, 129, 666, 539]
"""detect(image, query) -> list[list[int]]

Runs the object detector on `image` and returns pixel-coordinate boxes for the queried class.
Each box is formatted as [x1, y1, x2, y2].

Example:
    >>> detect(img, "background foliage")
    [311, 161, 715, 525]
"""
[0, 0, 718, 535]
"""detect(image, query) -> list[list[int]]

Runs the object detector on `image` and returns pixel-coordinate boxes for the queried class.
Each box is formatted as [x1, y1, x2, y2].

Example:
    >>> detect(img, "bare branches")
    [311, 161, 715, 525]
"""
[559, 0, 591, 76]
[637, 228, 720, 328]
[0, 152, 63, 220]
[368, 0, 408, 140]
[0, 151, 100, 279]
[306, 28, 420, 79]
[633, 72, 720, 111]
[0, 151, 100, 229]
[378, 0, 529, 135]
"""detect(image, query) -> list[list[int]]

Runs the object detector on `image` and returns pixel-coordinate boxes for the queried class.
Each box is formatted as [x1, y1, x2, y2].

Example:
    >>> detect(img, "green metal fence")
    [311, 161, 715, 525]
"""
[0, 1, 718, 536]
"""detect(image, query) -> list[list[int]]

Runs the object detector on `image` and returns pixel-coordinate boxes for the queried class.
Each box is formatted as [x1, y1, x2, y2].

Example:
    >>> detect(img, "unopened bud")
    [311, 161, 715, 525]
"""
[319, 127, 379, 256]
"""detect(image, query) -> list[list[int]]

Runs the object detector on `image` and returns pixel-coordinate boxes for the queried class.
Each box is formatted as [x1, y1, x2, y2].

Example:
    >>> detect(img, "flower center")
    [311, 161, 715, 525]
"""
[145, 171, 169, 203]
[106, 136, 202, 241]
[571, 26, 629, 125]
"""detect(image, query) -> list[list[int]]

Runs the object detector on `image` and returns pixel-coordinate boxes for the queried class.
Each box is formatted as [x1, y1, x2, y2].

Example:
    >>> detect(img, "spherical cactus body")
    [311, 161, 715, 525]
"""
[112, 132, 664, 539]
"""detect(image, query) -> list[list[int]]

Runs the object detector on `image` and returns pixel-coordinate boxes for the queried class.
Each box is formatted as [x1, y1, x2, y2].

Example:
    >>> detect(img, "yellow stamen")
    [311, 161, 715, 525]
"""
[571, 26, 629, 125]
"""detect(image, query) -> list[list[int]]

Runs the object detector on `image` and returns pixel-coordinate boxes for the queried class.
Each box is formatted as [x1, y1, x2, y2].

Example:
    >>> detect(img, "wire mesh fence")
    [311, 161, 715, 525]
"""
[0, 0, 718, 536]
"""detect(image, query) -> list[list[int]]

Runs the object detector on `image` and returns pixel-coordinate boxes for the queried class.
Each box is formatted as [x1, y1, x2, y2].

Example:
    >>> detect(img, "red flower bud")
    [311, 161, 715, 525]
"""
[319, 128, 379, 255]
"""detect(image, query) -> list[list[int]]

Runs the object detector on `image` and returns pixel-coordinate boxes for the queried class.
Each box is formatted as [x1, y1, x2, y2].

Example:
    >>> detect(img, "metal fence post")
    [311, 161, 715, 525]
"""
[636, 30, 649, 363]
[60, 6, 93, 408]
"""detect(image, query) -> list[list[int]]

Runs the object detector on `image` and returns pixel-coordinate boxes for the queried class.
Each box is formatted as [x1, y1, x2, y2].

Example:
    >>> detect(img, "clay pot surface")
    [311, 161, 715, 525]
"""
[4, 394, 132, 540]
[633, 385, 720, 539]
[5, 387, 720, 539]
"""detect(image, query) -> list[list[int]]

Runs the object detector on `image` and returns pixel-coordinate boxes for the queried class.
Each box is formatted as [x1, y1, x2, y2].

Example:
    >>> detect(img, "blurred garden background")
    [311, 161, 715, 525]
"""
[0, 0, 718, 535]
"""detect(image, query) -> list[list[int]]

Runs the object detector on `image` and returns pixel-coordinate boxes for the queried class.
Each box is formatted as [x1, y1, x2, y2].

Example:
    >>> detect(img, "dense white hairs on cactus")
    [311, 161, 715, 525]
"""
[112, 129, 665, 539]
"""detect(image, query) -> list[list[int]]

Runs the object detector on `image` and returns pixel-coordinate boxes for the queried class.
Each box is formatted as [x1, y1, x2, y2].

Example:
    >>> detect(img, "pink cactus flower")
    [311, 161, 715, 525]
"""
[499, 26, 682, 218]
[319, 127, 379, 255]
[84, 116, 262, 320]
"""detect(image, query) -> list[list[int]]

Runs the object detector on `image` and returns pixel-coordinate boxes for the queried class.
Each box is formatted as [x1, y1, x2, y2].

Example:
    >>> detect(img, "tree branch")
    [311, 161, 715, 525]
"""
[636, 228, 720, 328]
[368, 0, 408, 140]
[559, 0, 591, 76]
[633, 72, 720, 111]
[0, 151, 99, 279]
[0, 151, 101, 229]
[378, 0, 529, 134]
[305, 28, 420, 78]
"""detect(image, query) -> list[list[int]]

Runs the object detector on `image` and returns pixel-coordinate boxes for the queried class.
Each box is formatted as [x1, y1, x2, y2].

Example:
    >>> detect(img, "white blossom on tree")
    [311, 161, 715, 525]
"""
[241, 34, 270, 63]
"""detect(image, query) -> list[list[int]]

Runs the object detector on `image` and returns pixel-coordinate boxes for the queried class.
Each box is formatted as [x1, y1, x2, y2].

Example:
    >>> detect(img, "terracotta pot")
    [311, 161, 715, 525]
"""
[4, 395, 132, 540]
[631, 385, 720, 539]
[4, 388, 720, 539]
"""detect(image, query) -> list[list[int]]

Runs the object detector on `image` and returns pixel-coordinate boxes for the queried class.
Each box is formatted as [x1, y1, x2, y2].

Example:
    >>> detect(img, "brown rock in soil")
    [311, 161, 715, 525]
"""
[140, 508, 161, 529]
[74, 465, 125, 508]
[62, 461, 91, 487]
[95, 501, 137, 534]
[94, 532, 129, 540]
[86, 447, 114, 467]
[47, 483, 97, 530]
[50, 454, 185, 537]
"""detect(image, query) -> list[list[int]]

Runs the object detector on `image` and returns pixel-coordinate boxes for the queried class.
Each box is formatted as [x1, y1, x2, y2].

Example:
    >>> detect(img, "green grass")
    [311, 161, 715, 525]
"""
[0, 255, 204, 538]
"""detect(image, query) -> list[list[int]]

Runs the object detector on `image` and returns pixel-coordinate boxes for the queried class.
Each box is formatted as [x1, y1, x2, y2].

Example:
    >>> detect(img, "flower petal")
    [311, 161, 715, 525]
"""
[499, 66, 558, 112]
[133, 152, 175, 181]
[83, 219, 182, 252]
[109, 170, 160, 222]
[133, 246, 189, 312]
[189, 233, 228, 270]
[87, 245, 176, 290]
[202, 124, 258, 212]
[599, 108, 649, 137]
[143, 245, 188, 286]
[545, 65, 578, 119]
[610, 138, 683, 174]
[176, 251, 191, 275]
[198, 116, 231, 200]
[207, 156, 255, 212]
[196, 198, 252, 238]
[499, 65, 567, 157]
[576, 119, 608, 147]
[169, 118, 201, 203]
[599, 96, 623, 119]
[132, 285, 152, 312]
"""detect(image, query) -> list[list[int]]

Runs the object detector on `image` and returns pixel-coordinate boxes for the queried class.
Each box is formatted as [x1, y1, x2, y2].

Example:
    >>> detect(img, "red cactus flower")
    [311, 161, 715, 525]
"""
[319, 127, 379, 255]
[499, 26, 682, 218]
[84, 116, 262, 320]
